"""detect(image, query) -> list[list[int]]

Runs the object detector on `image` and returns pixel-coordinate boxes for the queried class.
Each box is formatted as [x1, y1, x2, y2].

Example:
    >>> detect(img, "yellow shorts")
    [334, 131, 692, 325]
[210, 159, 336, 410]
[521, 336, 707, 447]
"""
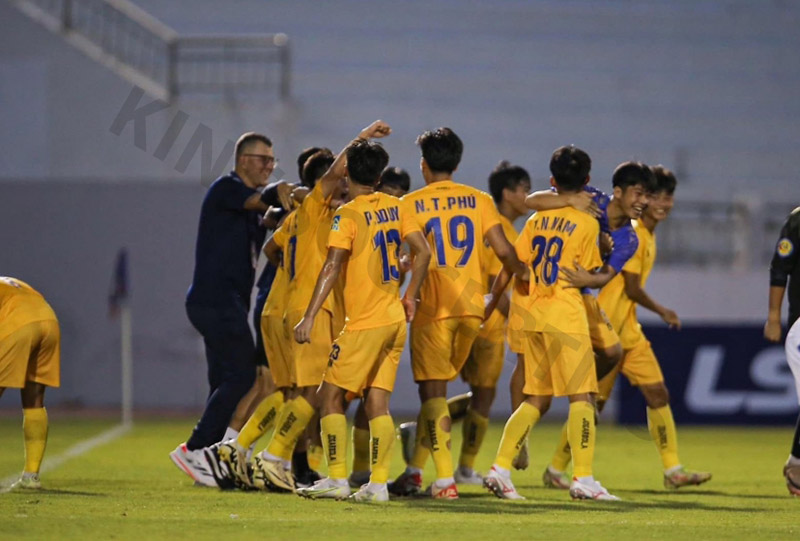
[410, 316, 482, 382]
[583, 295, 620, 353]
[0, 320, 61, 389]
[522, 331, 597, 397]
[324, 321, 407, 395]
[285, 310, 334, 388]
[506, 327, 524, 355]
[262, 314, 294, 389]
[620, 338, 663, 386]
[461, 336, 505, 388]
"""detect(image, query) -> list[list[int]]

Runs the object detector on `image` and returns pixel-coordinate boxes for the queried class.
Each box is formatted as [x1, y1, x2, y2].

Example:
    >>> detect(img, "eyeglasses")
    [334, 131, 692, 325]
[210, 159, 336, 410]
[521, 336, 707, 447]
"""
[244, 153, 277, 166]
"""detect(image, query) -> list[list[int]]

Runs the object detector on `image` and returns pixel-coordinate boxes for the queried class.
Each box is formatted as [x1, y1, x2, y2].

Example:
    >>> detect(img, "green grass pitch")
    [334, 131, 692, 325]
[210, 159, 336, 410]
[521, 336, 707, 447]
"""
[0, 416, 797, 540]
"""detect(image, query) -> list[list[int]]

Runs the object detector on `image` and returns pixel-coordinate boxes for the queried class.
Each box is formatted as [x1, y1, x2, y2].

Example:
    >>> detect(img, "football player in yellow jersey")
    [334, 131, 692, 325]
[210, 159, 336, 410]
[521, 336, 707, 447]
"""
[451, 161, 530, 485]
[483, 146, 619, 501]
[0, 277, 60, 490]
[391, 128, 527, 500]
[293, 139, 431, 502]
[595, 166, 711, 489]
[252, 121, 391, 492]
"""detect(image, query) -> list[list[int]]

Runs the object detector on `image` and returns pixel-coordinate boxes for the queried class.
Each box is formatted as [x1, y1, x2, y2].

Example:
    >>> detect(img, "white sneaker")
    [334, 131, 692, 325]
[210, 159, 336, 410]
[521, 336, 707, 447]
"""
[483, 467, 525, 500]
[569, 477, 620, 501]
[296, 477, 351, 500]
[170, 443, 217, 487]
[350, 483, 389, 502]
[10, 472, 41, 490]
[454, 466, 483, 485]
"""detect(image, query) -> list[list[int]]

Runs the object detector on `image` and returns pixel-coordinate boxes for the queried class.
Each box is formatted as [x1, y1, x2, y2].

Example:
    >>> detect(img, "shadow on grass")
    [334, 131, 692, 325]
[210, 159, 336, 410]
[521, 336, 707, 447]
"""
[1, 488, 104, 497]
[621, 488, 788, 500]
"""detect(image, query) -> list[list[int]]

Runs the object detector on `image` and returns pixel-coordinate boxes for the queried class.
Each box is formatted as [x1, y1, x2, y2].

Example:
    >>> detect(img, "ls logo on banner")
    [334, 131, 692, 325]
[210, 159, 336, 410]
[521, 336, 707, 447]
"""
[617, 326, 798, 425]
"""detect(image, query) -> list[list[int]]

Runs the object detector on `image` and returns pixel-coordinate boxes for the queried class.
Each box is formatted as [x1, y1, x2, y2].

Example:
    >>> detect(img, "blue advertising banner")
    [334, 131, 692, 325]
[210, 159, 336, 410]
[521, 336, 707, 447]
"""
[616, 325, 798, 425]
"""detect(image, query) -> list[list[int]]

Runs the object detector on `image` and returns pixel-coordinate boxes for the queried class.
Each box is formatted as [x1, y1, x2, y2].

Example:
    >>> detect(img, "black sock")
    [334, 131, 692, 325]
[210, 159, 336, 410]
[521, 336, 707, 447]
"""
[293, 451, 311, 475]
[792, 412, 800, 459]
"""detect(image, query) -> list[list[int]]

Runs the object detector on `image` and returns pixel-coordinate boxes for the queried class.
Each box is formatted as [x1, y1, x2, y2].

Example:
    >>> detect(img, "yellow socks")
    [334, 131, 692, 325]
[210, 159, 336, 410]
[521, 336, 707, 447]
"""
[409, 410, 431, 470]
[307, 444, 324, 472]
[459, 409, 489, 470]
[266, 396, 315, 461]
[647, 405, 681, 470]
[321, 413, 348, 480]
[550, 420, 572, 472]
[23, 408, 48, 474]
[495, 402, 541, 470]
[421, 398, 453, 481]
[237, 390, 284, 448]
[567, 401, 596, 478]
[352, 427, 371, 473]
[368, 415, 395, 484]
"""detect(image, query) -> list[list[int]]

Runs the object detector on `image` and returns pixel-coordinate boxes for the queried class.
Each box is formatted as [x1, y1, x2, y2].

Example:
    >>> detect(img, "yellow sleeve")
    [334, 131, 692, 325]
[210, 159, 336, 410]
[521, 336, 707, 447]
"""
[480, 191, 502, 235]
[272, 216, 291, 248]
[622, 228, 646, 274]
[582, 221, 603, 271]
[514, 222, 533, 263]
[327, 210, 355, 252]
[400, 200, 423, 239]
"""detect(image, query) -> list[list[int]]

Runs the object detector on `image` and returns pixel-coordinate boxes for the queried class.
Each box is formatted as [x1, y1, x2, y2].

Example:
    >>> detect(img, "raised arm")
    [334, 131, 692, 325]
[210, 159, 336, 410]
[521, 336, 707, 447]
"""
[294, 247, 349, 343]
[623, 271, 681, 329]
[401, 231, 432, 322]
[525, 189, 599, 217]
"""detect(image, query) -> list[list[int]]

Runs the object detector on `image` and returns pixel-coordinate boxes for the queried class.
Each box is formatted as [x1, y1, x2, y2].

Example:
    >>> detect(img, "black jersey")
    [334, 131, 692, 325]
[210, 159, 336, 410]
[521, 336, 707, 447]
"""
[770, 206, 800, 327]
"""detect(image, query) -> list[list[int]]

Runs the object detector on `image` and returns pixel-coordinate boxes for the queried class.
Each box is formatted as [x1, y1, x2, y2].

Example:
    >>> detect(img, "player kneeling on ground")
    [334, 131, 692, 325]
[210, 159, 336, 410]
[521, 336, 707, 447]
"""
[294, 136, 431, 502]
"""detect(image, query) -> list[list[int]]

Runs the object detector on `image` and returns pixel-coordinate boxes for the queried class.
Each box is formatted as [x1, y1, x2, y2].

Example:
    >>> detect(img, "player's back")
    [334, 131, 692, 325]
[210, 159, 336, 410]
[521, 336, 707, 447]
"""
[402, 180, 500, 324]
[517, 207, 601, 335]
[0, 277, 57, 338]
[329, 192, 411, 331]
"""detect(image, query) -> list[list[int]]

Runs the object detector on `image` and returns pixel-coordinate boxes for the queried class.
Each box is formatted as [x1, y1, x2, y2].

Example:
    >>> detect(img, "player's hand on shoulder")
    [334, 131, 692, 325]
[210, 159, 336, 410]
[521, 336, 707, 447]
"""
[568, 191, 601, 218]
[294, 317, 314, 344]
[764, 318, 782, 342]
[660, 308, 681, 330]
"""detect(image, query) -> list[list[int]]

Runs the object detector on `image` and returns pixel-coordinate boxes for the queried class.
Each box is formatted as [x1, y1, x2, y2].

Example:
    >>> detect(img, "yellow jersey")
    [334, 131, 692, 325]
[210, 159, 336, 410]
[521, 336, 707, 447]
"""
[327, 192, 421, 331]
[0, 277, 57, 340]
[515, 207, 602, 335]
[275, 183, 337, 315]
[479, 214, 519, 341]
[598, 220, 656, 349]
[402, 180, 501, 324]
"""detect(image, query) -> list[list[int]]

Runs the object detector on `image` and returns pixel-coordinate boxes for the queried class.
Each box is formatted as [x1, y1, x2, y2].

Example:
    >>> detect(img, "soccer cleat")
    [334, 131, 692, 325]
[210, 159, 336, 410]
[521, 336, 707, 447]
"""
[169, 443, 217, 487]
[398, 422, 417, 465]
[569, 477, 620, 501]
[296, 477, 351, 500]
[388, 470, 422, 496]
[483, 467, 525, 500]
[663, 467, 712, 490]
[252, 454, 295, 492]
[348, 470, 371, 489]
[295, 468, 323, 489]
[203, 442, 237, 490]
[454, 466, 483, 485]
[783, 462, 800, 497]
[218, 439, 251, 488]
[428, 480, 459, 500]
[350, 483, 390, 503]
[512, 442, 529, 471]
[10, 472, 41, 490]
[446, 392, 473, 422]
[542, 465, 571, 489]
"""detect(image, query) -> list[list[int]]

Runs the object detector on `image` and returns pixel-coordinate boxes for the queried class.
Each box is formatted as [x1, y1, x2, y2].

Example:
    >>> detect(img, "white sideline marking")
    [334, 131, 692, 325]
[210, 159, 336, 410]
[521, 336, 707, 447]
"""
[0, 422, 132, 493]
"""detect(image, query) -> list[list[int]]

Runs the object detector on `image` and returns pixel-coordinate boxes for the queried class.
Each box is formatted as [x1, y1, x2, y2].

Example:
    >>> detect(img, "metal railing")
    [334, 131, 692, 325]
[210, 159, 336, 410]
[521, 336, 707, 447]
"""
[10, 0, 291, 101]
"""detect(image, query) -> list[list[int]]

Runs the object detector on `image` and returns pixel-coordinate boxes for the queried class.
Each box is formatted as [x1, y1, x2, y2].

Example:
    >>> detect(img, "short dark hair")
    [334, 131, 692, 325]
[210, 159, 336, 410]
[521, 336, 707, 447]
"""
[378, 167, 411, 193]
[416, 127, 463, 174]
[297, 147, 323, 181]
[235, 132, 272, 162]
[488, 161, 531, 204]
[612, 161, 657, 192]
[301, 149, 334, 188]
[650, 165, 677, 195]
[549, 146, 591, 192]
[346, 140, 390, 186]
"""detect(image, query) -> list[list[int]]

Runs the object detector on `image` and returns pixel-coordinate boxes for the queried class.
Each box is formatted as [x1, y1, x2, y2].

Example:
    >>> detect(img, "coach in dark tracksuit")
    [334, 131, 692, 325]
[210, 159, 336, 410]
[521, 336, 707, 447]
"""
[184, 132, 292, 452]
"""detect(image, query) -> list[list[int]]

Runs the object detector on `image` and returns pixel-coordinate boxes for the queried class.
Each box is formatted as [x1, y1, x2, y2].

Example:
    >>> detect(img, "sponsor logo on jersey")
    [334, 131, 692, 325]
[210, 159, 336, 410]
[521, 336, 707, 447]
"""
[331, 215, 341, 232]
[777, 238, 793, 257]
